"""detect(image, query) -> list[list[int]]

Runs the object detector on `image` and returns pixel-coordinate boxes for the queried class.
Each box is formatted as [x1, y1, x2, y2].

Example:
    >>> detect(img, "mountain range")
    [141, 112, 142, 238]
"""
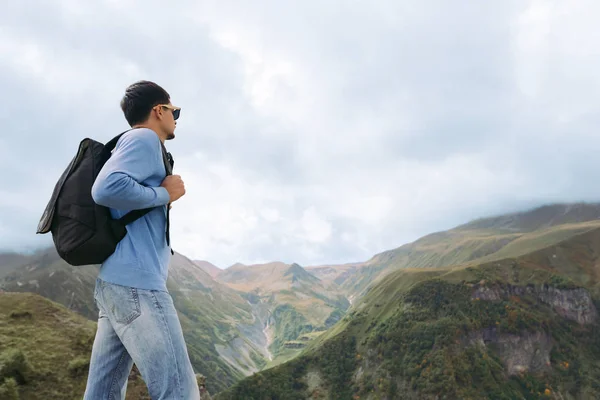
[216, 202, 600, 399]
[3, 202, 600, 398]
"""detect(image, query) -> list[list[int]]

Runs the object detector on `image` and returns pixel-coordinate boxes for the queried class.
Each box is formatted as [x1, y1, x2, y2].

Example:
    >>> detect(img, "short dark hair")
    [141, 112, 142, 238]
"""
[120, 80, 171, 126]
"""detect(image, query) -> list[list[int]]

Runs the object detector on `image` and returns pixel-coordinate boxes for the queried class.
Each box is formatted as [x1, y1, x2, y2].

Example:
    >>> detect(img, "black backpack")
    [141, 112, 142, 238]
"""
[36, 129, 174, 266]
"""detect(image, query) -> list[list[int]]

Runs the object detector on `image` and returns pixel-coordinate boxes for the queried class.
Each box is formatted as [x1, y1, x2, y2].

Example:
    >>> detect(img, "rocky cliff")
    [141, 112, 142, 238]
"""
[472, 282, 598, 325]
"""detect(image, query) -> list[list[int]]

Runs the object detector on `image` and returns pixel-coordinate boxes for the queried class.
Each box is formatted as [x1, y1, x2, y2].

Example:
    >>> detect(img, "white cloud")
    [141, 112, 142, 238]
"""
[3, 0, 600, 268]
[300, 207, 333, 244]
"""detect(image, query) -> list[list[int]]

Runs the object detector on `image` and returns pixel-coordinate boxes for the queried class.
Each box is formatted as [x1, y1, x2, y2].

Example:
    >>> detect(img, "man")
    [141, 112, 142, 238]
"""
[83, 81, 200, 399]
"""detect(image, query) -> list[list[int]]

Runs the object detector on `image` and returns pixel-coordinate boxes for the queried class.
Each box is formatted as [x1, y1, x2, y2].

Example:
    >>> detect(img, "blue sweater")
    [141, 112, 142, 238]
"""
[91, 128, 172, 291]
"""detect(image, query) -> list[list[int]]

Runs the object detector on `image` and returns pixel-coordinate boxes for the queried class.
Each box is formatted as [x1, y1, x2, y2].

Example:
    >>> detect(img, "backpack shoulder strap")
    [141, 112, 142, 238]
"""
[118, 207, 153, 226]
[116, 138, 174, 227]
[104, 129, 134, 154]
[159, 141, 174, 253]
[160, 140, 174, 175]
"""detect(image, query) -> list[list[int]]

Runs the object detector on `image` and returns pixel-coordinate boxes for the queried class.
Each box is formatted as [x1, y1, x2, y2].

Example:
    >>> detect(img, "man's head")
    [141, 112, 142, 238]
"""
[120, 80, 181, 141]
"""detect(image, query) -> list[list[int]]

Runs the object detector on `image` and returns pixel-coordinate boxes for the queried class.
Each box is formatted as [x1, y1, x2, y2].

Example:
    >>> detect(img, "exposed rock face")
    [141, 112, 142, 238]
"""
[537, 286, 597, 324]
[235, 299, 273, 362]
[465, 283, 598, 375]
[305, 370, 324, 400]
[283, 342, 305, 349]
[472, 283, 598, 325]
[464, 328, 552, 375]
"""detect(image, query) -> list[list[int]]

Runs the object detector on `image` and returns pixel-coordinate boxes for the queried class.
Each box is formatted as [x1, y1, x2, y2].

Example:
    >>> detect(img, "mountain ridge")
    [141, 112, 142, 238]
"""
[193, 260, 222, 278]
[304, 204, 600, 305]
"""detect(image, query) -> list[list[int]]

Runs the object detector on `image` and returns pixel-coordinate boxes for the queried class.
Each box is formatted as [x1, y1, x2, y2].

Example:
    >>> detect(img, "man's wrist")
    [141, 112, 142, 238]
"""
[155, 186, 171, 205]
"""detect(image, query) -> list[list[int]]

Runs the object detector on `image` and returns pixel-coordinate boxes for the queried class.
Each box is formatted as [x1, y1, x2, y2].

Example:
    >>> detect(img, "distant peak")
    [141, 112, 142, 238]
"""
[284, 263, 320, 283]
[227, 262, 247, 270]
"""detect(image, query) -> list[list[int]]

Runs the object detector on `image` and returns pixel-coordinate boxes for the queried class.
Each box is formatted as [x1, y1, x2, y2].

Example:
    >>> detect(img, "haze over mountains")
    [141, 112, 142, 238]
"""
[3, 202, 600, 398]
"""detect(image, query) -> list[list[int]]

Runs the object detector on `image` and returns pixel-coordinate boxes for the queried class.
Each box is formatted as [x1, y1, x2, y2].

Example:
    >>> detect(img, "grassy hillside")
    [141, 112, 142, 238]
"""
[215, 226, 600, 399]
[0, 250, 265, 394]
[0, 292, 150, 399]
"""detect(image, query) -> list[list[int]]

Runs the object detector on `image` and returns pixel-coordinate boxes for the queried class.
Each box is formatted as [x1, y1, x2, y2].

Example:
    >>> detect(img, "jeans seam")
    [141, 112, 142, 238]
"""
[108, 349, 128, 400]
[116, 287, 141, 325]
[130, 288, 141, 323]
[151, 291, 184, 399]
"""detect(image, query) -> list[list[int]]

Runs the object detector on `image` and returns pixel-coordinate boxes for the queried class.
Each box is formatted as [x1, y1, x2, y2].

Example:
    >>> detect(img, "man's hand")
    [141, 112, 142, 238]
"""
[161, 175, 186, 203]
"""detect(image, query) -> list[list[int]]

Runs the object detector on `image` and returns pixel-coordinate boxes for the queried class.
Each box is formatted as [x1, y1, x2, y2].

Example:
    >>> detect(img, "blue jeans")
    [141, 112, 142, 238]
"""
[84, 278, 200, 399]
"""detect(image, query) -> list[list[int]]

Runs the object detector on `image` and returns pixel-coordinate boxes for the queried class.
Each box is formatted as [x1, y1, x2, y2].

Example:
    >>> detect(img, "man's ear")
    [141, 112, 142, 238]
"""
[152, 106, 161, 120]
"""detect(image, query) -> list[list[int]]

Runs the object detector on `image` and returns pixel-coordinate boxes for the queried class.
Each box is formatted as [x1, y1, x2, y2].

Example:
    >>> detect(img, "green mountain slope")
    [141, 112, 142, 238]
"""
[0, 292, 150, 399]
[165, 253, 268, 386]
[308, 203, 600, 303]
[215, 215, 600, 399]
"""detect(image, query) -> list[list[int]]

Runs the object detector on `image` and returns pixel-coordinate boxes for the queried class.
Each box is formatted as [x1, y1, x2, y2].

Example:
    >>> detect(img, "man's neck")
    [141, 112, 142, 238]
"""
[132, 124, 166, 143]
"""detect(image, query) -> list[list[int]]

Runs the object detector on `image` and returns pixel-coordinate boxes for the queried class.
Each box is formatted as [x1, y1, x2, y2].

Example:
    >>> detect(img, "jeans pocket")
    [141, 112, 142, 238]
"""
[101, 282, 141, 325]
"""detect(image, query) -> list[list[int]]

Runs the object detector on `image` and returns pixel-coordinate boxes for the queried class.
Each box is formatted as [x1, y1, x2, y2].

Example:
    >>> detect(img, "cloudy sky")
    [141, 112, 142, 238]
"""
[2, 0, 600, 268]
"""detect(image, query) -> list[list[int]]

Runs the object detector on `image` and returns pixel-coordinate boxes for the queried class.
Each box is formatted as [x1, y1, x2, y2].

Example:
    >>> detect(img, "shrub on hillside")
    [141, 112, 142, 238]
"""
[68, 357, 90, 377]
[0, 378, 19, 400]
[0, 349, 32, 384]
[72, 330, 95, 353]
[9, 310, 32, 319]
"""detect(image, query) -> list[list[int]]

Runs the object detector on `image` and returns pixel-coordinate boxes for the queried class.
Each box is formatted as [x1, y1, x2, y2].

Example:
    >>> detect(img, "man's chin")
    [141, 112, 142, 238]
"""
[166, 133, 175, 140]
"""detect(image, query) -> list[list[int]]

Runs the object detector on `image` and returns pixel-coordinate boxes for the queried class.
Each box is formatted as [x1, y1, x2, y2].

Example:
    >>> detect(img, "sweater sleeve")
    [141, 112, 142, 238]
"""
[91, 130, 170, 210]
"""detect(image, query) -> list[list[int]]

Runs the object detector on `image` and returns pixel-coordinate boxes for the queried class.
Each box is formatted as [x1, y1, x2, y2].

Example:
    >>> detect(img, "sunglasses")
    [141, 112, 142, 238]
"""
[156, 104, 181, 120]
